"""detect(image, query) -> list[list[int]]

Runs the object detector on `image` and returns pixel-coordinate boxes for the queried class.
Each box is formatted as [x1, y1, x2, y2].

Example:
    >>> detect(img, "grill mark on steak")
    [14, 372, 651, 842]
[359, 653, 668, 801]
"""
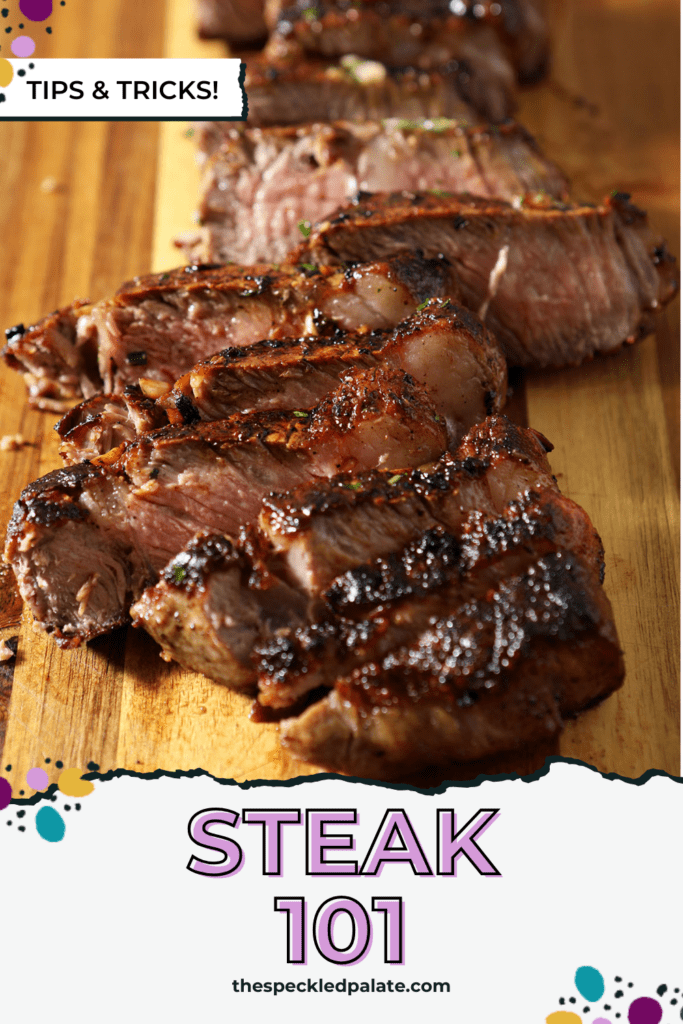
[157, 300, 506, 449]
[280, 551, 622, 778]
[254, 488, 605, 707]
[5, 369, 448, 646]
[187, 119, 568, 264]
[294, 190, 679, 367]
[4, 255, 454, 406]
[131, 417, 603, 707]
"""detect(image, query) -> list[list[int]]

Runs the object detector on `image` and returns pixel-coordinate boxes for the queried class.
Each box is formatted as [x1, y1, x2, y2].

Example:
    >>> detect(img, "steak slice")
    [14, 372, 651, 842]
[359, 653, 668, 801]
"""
[260, 414, 561, 595]
[160, 301, 507, 446]
[295, 190, 680, 367]
[2, 301, 99, 412]
[254, 488, 605, 708]
[6, 369, 447, 646]
[187, 119, 568, 264]
[280, 550, 623, 778]
[132, 416, 601, 696]
[243, 53, 486, 126]
[264, 0, 549, 84]
[196, 0, 267, 44]
[56, 385, 169, 463]
[4, 254, 453, 406]
[133, 483, 611, 709]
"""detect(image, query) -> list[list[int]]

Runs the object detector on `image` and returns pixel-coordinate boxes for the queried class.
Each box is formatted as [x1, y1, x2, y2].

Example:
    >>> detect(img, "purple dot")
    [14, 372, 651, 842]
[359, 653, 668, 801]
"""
[0, 777, 11, 809]
[19, 0, 52, 21]
[628, 998, 662, 1024]
[593, 1019, 612, 1024]
[11, 34, 35, 55]
[26, 766, 48, 790]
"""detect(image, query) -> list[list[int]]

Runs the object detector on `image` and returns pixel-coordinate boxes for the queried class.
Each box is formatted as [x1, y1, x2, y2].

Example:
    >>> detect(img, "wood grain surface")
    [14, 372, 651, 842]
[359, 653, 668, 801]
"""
[0, 0, 678, 794]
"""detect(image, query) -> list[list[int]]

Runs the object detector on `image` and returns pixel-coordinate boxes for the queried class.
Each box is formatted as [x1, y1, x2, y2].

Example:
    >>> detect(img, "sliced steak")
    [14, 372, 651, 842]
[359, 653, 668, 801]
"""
[243, 53, 487, 126]
[132, 416, 602, 698]
[133, 483, 612, 712]
[196, 0, 267, 43]
[254, 488, 605, 708]
[56, 385, 169, 463]
[6, 370, 447, 646]
[4, 255, 456, 406]
[259, 414, 564, 595]
[280, 550, 623, 778]
[2, 302, 99, 412]
[264, 0, 549, 84]
[187, 119, 568, 264]
[160, 301, 507, 446]
[295, 190, 680, 367]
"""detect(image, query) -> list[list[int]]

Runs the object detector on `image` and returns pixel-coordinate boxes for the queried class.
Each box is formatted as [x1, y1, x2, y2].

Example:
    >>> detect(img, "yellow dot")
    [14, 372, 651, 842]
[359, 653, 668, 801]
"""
[0, 58, 13, 88]
[546, 1014, 582, 1024]
[58, 767, 95, 797]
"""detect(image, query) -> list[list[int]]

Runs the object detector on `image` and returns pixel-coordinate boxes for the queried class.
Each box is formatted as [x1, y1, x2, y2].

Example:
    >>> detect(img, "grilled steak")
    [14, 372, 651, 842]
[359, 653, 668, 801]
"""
[4, 254, 453, 407]
[243, 53, 488, 126]
[256, 488, 608, 708]
[56, 385, 169, 463]
[132, 415, 602, 696]
[159, 301, 506, 447]
[196, 0, 267, 43]
[295, 190, 680, 367]
[280, 549, 622, 778]
[6, 369, 448, 646]
[186, 119, 568, 264]
[259, 415, 564, 596]
[264, 0, 549, 84]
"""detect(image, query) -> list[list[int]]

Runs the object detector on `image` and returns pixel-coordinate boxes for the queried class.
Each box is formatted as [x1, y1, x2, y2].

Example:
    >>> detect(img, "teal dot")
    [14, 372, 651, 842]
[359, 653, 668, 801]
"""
[575, 966, 605, 1002]
[35, 805, 65, 842]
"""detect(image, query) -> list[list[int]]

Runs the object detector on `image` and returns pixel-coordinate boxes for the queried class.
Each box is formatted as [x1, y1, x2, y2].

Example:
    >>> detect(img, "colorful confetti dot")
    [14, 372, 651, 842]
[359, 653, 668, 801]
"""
[57, 767, 94, 797]
[19, 0, 52, 20]
[11, 34, 35, 56]
[26, 766, 49, 790]
[628, 999, 662, 1024]
[35, 805, 65, 842]
[577, 968, 606, 1003]
[547, 1014, 582, 1024]
[0, 776, 11, 809]
[593, 1019, 612, 1024]
[0, 55, 13, 85]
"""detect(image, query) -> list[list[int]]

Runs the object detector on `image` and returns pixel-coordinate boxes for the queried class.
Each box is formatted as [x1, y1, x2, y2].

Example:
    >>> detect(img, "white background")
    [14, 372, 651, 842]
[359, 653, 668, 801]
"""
[1, 764, 681, 1023]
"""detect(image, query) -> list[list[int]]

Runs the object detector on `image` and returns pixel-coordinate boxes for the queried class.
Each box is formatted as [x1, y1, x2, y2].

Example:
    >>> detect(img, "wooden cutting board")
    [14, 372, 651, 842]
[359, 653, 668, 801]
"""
[0, 0, 679, 792]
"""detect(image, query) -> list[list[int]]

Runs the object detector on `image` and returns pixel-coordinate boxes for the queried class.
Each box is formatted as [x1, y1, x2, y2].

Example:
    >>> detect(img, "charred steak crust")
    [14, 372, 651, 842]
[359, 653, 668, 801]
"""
[6, 254, 464, 405]
[6, 369, 453, 645]
[279, 551, 622, 778]
[6, 463, 100, 535]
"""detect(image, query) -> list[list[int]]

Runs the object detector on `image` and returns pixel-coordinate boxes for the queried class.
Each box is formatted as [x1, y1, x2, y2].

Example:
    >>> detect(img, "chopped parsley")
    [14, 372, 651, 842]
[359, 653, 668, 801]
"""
[345, 481, 362, 491]
[293, 410, 309, 418]
[388, 474, 403, 485]
[172, 565, 186, 584]
[299, 262, 317, 272]
[298, 220, 312, 238]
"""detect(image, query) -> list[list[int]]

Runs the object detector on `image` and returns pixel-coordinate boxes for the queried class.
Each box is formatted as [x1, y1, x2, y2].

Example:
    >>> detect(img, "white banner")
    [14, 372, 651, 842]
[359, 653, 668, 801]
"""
[1, 764, 681, 1023]
[0, 58, 246, 120]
